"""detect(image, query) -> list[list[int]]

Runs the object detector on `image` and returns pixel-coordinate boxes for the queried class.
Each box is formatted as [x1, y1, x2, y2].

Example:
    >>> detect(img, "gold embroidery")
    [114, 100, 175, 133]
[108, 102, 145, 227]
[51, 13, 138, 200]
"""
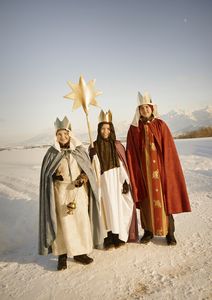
[144, 125, 149, 135]
[152, 169, 159, 179]
[154, 200, 162, 208]
[150, 143, 156, 151]
[155, 229, 164, 236]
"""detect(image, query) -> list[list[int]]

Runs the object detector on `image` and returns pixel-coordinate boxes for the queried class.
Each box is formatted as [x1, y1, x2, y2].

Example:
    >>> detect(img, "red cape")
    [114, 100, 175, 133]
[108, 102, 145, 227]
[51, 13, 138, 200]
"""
[126, 119, 191, 215]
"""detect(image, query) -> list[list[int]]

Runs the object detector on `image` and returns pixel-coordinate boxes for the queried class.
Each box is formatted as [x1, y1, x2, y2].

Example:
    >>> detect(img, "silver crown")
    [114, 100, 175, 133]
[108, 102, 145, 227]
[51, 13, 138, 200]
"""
[54, 116, 72, 131]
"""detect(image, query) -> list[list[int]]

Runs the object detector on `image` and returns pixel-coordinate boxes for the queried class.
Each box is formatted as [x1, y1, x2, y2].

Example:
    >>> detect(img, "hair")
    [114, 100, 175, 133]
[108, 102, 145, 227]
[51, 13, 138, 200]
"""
[97, 122, 117, 141]
[139, 104, 153, 111]
[56, 128, 69, 135]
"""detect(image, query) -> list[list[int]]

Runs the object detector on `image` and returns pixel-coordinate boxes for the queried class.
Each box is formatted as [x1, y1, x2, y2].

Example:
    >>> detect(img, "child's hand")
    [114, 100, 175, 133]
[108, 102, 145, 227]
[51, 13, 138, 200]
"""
[122, 180, 129, 194]
[52, 173, 64, 181]
[74, 173, 88, 187]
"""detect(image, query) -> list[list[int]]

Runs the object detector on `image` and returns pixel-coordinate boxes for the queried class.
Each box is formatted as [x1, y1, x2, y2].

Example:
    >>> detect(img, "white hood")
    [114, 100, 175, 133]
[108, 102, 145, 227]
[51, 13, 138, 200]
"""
[131, 91, 158, 127]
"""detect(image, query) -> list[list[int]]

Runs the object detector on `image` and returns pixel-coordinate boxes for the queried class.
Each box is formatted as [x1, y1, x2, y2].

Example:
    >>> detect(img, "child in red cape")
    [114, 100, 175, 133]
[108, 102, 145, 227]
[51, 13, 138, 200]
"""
[126, 92, 191, 245]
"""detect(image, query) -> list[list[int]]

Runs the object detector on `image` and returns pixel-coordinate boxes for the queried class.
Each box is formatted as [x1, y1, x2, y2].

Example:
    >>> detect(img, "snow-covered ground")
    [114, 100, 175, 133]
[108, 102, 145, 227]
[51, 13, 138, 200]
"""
[0, 138, 211, 300]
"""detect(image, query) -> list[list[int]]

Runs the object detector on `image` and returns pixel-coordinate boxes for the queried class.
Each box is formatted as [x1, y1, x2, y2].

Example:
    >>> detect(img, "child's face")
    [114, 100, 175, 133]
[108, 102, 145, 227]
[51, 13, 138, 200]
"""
[139, 104, 152, 118]
[56, 129, 70, 145]
[100, 124, 111, 139]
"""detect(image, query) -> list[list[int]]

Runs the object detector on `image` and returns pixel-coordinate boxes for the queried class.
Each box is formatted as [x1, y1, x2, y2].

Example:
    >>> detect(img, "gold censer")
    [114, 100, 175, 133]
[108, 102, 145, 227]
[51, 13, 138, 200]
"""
[67, 200, 77, 215]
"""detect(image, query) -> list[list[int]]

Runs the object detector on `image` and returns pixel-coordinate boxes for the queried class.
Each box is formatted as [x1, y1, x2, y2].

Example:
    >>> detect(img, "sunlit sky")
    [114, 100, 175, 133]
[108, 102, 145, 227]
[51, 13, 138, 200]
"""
[0, 0, 211, 144]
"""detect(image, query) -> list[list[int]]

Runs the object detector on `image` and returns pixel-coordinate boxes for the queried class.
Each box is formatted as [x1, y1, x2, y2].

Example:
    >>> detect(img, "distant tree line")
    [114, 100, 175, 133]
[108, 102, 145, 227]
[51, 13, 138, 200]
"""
[175, 126, 212, 139]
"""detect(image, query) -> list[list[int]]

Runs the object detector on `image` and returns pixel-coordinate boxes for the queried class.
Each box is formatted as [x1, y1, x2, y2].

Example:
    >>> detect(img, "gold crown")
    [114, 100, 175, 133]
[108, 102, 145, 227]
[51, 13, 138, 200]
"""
[98, 110, 113, 123]
[54, 116, 72, 132]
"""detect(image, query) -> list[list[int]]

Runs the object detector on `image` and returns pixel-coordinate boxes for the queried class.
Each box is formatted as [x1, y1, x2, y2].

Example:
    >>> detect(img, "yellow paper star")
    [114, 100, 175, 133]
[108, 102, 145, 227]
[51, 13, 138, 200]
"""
[64, 75, 102, 114]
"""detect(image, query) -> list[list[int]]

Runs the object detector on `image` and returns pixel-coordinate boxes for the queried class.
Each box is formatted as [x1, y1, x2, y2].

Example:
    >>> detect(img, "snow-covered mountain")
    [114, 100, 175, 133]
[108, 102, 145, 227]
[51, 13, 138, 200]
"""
[1, 106, 211, 148]
[115, 106, 212, 138]
[161, 105, 212, 136]
[18, 130, 96, 147]
[20, 128, 54, 147]
[19, 122, 130, 147]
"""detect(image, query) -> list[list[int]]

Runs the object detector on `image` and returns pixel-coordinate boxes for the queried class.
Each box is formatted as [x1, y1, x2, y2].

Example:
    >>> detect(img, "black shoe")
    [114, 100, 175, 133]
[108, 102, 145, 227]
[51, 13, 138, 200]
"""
[74, 254, 93, 265]
[104, 243, 114, 250]
[104, 233, 114, 250]
[113, 236, 125, 249]
[114, 240, 125, 248]
[166, 234, 177, 246]
[140, 230, 153, 244]
[57, 254, 67, 271]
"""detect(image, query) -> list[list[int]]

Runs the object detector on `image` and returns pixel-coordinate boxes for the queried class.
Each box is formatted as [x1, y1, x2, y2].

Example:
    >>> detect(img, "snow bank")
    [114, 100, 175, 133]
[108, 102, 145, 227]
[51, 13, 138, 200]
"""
[0, 139, 211, 299]
[175, 137, 212, 157]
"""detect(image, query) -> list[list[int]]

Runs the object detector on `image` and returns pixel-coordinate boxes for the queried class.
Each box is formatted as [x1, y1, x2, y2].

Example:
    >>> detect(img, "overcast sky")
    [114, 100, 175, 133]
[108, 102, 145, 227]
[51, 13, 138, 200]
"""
[0, 0, 211, 143]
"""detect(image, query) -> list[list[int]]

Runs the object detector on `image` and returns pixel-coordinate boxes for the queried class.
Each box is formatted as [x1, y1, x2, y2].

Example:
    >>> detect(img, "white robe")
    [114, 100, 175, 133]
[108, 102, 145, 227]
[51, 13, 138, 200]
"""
[93, 156, 134, 242]
[52, 153, 93, 256]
